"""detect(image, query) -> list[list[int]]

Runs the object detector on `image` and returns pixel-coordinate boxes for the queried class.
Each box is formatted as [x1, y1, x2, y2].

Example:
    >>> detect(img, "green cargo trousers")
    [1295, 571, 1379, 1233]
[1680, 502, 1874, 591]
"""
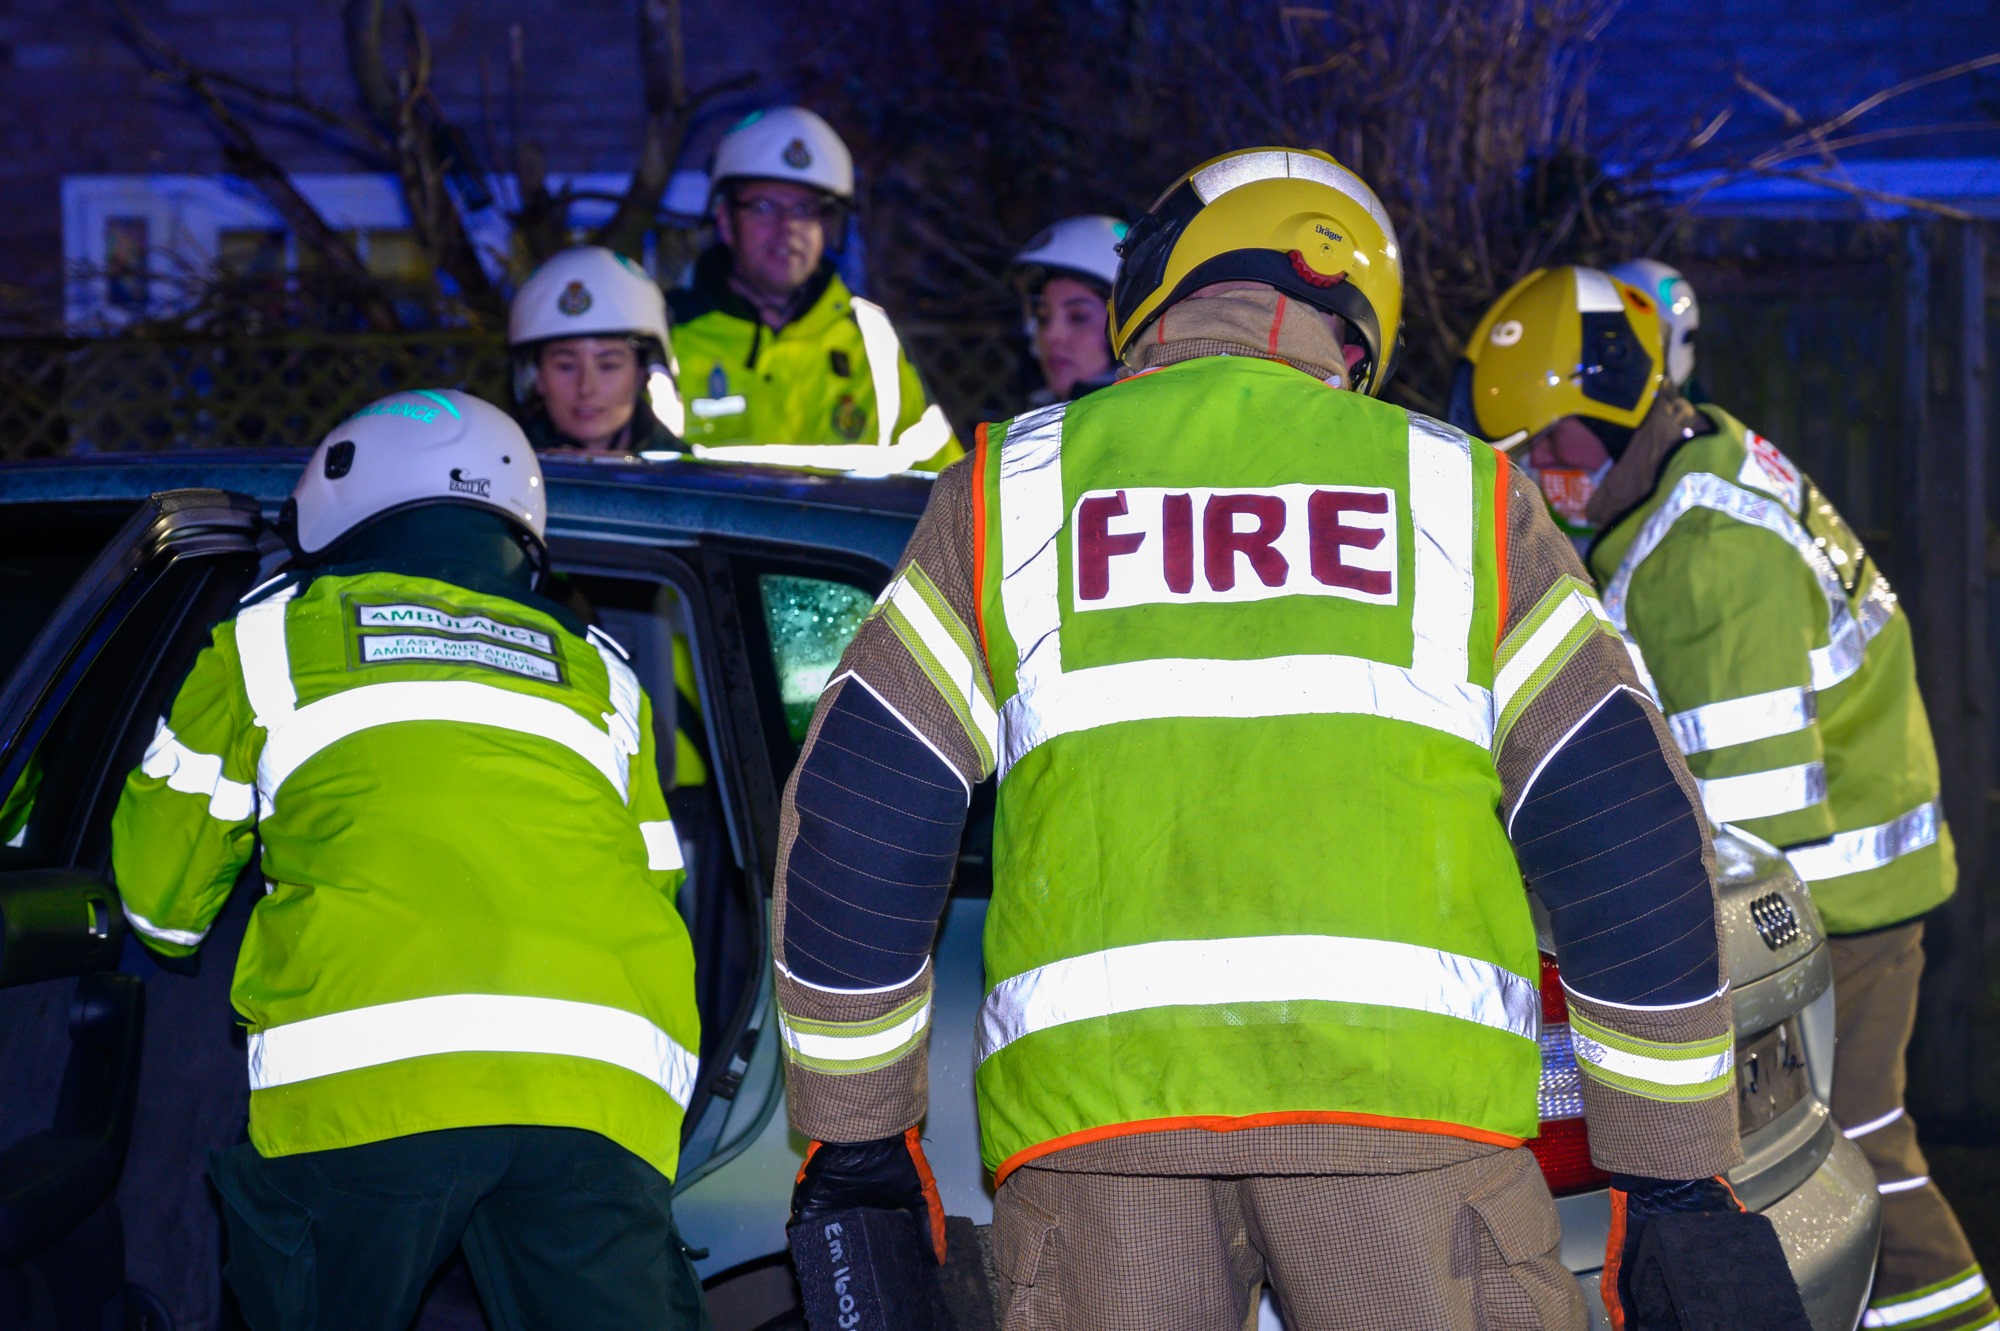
[210, 1125, 712, 1331]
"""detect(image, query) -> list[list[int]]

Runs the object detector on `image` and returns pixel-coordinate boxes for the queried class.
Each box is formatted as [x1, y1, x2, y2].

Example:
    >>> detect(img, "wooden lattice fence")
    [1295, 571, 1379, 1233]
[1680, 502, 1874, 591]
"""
[0, 321, 1034, 461]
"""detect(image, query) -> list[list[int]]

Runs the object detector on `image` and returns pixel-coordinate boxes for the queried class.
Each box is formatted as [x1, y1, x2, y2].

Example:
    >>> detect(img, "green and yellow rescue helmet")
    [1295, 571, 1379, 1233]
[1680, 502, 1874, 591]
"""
[1454, 265, 1665, 448]
[1109, 147, 1403, 396]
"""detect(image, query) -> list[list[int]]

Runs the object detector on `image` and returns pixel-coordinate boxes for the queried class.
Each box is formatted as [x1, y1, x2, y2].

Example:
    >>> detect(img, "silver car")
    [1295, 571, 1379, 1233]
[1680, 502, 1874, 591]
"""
[0, 456, 1877, 1331]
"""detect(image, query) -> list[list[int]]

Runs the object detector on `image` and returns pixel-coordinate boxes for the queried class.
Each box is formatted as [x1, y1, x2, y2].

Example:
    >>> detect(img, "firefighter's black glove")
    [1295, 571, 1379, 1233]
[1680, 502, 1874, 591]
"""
[1603, 1174, 1809, 1330]
[790, 1126, 946, 1264]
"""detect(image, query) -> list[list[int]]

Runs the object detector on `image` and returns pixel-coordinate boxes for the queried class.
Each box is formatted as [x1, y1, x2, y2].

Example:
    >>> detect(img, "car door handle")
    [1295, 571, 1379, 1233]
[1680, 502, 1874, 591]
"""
[0, 869, 128, 989]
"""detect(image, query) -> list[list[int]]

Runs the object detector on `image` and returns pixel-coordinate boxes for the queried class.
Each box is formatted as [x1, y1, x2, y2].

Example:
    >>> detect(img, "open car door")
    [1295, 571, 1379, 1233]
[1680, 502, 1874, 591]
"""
[0, 489, 265, 1331]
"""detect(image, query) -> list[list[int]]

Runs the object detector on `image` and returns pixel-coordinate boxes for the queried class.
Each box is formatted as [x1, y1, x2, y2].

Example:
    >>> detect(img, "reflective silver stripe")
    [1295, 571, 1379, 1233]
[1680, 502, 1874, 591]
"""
[246, 993, 698, 1108]
[1844, 1107, 1905, 1140]
[123, 905, 209, 948]
[257, 682, 630, 806]
[1668, 686, 1815, 755]
[998, 403, 1071, 693]
[235, 584, 299, 726]
[1602, 472, 1872, 690]
[992, 406, 1491, 779]
[690, 436, 948, 474]
[1787, 801, 1941, 883]
[1188, 151, 1397, 244]
[638, 820, 684, 872]
[977, 934, 1538, 1063]
[1864, 1272, 1990, 1326]
[1876, 1176, 1932, 1197]
[1407, 415, 1474, 683]
[1001, 655, 1492, 775]
[1699, 761, 1826, 824]
[139, 721, 255, 821]
[850, 296, 904, 447]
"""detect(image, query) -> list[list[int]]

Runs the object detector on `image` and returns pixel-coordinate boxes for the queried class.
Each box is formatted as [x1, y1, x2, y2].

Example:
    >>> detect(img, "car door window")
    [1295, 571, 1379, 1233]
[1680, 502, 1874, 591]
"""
[0, 503, 141, 694]
[757, 573, 876, 743]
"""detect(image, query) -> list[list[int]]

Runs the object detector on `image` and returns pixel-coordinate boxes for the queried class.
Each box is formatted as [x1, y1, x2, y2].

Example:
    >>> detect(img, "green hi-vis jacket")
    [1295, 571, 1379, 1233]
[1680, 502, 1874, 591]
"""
[1589, 405, 1954, 934]
[110, 572, 700, 1177]
[970, 357, 1541, 1181]
[668, 252, 961, 473]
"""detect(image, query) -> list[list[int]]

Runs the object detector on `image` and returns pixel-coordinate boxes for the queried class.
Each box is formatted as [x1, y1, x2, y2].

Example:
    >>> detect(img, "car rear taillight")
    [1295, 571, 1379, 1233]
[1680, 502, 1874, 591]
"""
[1527, 953, 1611, 1196]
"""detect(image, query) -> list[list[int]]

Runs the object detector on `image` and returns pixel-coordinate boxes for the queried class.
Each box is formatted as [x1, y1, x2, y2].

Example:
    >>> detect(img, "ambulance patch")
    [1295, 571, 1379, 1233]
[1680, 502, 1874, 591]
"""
[1736, 431, 1802, 510]
[1070, 485, 1398, 611]
[354, 603, 555, 654]
[360, 633, 562, 682]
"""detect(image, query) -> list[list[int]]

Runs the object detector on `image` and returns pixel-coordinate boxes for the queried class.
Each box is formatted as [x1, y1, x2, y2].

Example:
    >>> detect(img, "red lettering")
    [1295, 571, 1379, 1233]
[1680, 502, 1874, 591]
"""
[1204, 494, 1289, 591]
[1162, 493, 1194, 594]
[1308, 490, 1391, 595]
[1076, 492, 1146, 600]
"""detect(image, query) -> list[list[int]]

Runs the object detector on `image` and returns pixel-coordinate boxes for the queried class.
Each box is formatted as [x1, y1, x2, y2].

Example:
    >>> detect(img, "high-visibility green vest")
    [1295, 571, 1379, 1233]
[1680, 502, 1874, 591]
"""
[1589, 406, 1953, 934]
[669, 265, 961, 472]
[970, 356, 1541, 1183]
[110, 571, 699, 1177]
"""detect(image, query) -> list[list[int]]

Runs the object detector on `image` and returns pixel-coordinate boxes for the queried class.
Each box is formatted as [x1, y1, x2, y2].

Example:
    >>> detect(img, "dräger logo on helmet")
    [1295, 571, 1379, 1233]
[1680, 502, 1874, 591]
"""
[1072, 484, 1398, 611]
[448, 468, 492, 498]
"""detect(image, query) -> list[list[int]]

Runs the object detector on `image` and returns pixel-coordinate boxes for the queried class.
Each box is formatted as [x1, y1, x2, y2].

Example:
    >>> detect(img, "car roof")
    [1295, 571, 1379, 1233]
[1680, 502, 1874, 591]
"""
[0, 451, 936, 570]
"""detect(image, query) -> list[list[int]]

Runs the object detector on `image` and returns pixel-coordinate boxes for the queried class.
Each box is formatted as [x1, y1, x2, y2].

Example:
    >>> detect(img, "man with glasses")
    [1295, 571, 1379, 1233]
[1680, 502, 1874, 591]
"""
[668, 106, 959, 472]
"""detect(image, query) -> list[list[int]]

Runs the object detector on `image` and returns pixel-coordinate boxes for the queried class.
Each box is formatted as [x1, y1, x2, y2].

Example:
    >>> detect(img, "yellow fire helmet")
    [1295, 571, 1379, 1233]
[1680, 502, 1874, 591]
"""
[1452, 265, 1665, 450]
[1108, 147, 1403, 395]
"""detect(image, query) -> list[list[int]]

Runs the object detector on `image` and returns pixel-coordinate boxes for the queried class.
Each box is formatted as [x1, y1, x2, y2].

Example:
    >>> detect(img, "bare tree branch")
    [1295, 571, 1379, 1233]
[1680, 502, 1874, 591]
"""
[116, 0, 401, 331]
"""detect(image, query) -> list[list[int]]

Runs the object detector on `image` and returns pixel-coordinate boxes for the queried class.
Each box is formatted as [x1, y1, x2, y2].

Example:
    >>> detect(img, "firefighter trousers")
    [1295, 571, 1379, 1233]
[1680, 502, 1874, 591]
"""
[1831, 921, 1997, 1331]
[991, 1143, 1585, 1331]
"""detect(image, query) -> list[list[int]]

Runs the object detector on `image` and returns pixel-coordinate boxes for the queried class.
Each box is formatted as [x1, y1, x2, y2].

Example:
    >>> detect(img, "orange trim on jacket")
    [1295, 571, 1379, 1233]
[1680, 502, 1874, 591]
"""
[991, 1110, 1526, 1189]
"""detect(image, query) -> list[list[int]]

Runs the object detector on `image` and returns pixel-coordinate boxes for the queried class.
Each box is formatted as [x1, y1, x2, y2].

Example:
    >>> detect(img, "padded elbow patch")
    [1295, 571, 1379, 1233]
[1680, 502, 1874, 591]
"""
[782, 681, 967, 989]
[1511, 690, 1721, 1005]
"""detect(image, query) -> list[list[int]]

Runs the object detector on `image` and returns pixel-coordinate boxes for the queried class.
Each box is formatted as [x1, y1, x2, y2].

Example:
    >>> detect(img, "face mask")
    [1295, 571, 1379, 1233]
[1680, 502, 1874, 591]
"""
[1521, 458, 1613, 541]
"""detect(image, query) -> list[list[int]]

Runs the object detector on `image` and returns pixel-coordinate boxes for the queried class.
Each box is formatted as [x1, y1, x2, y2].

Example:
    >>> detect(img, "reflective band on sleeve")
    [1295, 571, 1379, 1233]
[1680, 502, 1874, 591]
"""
[246, 993, 698, 1108]
[1877, 1176, 1932, 1196]
[1601, 472, 1891, 692]
[1786, 801, 1940, 883]
[123, 905, 210, 948]
[257, 681, 630, 807]
[1668, 686, 1815, 755]
[880, 563, 999, 772]
[140, 721, 256, 822]
[1843, 1106, 1905, 1140]
[1566, 1010, 1734, 1102]
[594, 636, 646, 794]
[778, 993, 933, 1074]
[1494, 576, 1619, 750]
[639, 820, 684, 872]
[1698, 761, 1826, 824]
[976, 934, 1538, 1064]
[992, 406, 1492, 780]
[1863, 1269, 1989, 1327]
[850, 296, 904, 447]
[235, 584, 300, 726]
[1001, 654, 1492, 777]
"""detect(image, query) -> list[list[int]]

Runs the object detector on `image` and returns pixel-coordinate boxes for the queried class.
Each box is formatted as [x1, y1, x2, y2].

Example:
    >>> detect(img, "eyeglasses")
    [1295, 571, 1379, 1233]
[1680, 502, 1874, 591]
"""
[731, 196, 838, 225]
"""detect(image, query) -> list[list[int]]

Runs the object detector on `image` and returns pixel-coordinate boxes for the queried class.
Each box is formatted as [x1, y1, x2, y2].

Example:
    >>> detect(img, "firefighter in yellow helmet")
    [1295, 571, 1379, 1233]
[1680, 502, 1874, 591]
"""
[1454, 264, 1990, 1331]
[771, 150, 1801, 1329]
